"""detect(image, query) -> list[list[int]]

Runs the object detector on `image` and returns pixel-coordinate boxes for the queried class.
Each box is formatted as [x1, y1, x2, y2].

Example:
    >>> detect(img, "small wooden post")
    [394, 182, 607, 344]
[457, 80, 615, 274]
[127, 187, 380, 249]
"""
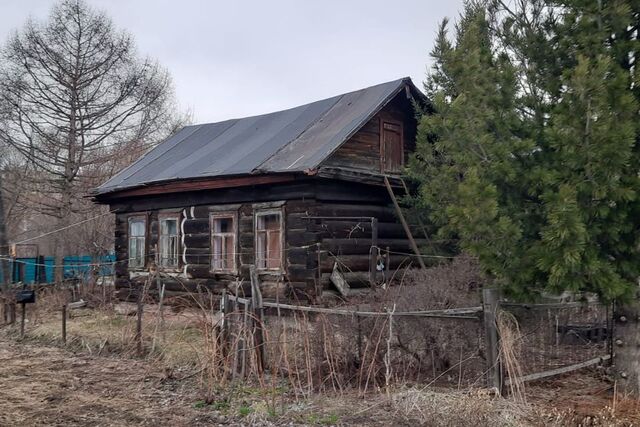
[315, 243, 323, 301]
[220, 289, 229, 356]
[62, 304, 67, 344]
[136, 288, 143, 356]
[483, 287, 503, 393]
[250, 265, 264, 373]
[385, 246, 391, 283]
[151, 275, 166, 354]
[19, 302, 25, 338]
[9, 303, 15, 324]
[356, 305, 363, 363]
[369, 217, 378, 286]
[240, 300, 251, 378]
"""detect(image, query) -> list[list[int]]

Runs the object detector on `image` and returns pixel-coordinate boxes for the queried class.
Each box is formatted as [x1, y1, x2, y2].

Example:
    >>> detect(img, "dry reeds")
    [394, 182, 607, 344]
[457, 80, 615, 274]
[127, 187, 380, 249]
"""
[497, 310, 526, 403]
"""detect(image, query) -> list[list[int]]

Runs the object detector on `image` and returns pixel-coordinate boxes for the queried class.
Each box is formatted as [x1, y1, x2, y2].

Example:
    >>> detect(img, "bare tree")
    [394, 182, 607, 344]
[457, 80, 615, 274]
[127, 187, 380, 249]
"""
[0, 169, 9, 288]
[0, 0, 185, 281]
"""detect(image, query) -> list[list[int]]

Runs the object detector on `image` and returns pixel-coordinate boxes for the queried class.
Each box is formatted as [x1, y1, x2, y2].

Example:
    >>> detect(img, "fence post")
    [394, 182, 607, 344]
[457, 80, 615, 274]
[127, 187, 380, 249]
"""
[136, 288, 143, 356]
[19, 302, 26, 338]
[62, 304, 67, 344]
[250, 265, 264, 373]
[316, 243, 323, 301]
[369, 217, 378, 286]
[483, 287, 503, 393]
[220, 289, 229, 356]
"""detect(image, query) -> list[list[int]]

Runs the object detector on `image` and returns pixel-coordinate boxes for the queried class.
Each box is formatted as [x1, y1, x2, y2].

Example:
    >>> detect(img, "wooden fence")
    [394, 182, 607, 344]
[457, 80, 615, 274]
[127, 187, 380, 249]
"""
[219, 274, 612, 394]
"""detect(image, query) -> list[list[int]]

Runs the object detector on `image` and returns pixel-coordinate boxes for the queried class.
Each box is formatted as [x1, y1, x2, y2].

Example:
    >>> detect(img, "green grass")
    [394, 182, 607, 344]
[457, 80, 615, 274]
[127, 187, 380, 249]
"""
[238, 405, 253, 417]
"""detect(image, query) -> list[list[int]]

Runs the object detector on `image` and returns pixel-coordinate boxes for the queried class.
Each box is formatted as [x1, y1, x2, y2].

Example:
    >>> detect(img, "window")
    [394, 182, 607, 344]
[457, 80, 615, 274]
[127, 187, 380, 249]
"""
[128, 217, 146, 268]
[211, 213, 236, 272]
[159, 216, 180, 268]
[381, 120, 404, 172]
[255, 211, 282, 270]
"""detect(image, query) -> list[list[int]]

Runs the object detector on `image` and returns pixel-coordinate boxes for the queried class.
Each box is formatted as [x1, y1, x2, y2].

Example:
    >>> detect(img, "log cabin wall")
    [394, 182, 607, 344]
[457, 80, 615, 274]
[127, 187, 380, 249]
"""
[110, 178, 419, 302]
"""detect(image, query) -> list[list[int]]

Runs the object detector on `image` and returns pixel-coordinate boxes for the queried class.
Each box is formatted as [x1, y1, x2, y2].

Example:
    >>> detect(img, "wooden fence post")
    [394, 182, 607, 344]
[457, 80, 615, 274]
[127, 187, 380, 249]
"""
[136, 288, 143, 356]
[483, 287, 503, 393]
[250, 265, 264, 373]
[220, 289, 229, 356]
[316, 243, 323, 300]
[369, 217, 378, 286]
[19, 302, 25, 338]
[62, 304, 67, 344]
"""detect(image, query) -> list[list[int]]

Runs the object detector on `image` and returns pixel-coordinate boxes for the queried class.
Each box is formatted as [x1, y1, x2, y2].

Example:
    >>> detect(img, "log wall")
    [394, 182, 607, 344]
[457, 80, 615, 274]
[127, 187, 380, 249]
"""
[111, 179, 416, 303]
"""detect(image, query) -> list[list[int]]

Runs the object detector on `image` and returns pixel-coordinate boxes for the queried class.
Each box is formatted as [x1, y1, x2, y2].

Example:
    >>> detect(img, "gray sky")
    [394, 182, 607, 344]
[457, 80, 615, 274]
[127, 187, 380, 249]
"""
[1, 0, 464, 123]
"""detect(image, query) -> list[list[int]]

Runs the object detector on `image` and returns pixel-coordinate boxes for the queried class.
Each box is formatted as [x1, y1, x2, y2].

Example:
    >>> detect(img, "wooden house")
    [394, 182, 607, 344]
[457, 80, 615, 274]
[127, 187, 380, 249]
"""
[92, 77, 428, 302]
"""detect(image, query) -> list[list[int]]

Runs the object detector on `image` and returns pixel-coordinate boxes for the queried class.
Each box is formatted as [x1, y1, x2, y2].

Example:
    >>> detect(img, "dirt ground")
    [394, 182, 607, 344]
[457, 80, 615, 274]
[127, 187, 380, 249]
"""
[1, 325, 639, 426]
[0, 333, 207, 426]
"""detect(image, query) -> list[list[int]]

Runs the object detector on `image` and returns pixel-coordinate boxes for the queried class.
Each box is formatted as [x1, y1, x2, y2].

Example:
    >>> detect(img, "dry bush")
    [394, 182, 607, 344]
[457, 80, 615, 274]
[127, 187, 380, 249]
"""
[390, 388, 526, 427]
[364, 254, 486, 387]
[195, 255, 490, 399]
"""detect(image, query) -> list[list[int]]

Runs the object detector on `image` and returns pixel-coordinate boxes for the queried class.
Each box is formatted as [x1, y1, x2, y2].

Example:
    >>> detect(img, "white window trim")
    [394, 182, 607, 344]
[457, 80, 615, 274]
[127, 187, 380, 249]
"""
[210, 212, 238, 273]
[254, 208, 284, 272]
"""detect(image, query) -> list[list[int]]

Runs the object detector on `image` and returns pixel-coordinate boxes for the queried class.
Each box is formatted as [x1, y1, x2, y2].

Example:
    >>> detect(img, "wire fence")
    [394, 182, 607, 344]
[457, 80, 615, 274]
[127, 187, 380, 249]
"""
[502, 301, 611, 377]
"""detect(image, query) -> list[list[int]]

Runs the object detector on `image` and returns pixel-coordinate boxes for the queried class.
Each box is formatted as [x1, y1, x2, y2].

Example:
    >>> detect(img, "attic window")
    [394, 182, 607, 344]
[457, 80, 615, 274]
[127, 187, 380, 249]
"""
[381, 120, 404, 172]
[255, 210, 283, 270]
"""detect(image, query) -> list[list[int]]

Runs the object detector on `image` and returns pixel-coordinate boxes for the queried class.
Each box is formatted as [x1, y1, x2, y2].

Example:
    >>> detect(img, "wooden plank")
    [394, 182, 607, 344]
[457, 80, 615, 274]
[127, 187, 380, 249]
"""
[330, 262, 350, 297]
[505, 355, 611, 386]
[383, 176, 426, 269]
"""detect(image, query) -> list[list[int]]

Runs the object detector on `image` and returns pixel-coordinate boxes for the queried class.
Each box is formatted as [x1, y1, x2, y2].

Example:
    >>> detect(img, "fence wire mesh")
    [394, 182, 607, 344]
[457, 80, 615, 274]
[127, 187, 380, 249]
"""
[502, 303, 611, 377]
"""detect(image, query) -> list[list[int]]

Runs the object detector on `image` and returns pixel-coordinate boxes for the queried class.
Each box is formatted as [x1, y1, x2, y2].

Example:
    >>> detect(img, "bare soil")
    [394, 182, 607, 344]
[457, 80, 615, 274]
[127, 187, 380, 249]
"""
[1, 320, 639, 426]
[0, 333, 206, 426]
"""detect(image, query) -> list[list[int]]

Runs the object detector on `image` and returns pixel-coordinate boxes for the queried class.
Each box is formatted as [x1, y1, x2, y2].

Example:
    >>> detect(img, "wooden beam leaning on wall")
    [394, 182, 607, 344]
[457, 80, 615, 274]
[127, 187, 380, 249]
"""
[383, 175, 426, 269]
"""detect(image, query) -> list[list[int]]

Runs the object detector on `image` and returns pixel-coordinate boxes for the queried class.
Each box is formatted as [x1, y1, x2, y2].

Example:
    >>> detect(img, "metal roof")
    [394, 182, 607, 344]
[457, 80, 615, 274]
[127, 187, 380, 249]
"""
[95, 77, 417, 195]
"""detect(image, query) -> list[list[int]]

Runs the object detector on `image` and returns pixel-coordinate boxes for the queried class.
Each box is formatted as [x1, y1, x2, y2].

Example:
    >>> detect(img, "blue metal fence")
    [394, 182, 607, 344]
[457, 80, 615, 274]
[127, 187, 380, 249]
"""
[0, 254, 115, 284]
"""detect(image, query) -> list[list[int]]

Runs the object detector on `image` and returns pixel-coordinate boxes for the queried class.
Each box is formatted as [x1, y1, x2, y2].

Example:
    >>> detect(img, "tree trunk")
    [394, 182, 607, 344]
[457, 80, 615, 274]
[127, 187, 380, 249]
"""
[614, 297, 640, 395]
[0, 173, 10, 289]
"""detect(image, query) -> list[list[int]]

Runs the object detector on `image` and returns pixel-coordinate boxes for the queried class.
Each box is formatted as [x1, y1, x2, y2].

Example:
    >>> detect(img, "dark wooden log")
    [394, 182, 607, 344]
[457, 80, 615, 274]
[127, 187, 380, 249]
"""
[321, 238, 429, 255]
[314, 220, 407, 239]
[183, 233, 210, 248]
[288, 231, 321, 247]
[286, 247, 309, 265]
[313, 204, 397, 222]
[183, 218, 210, 234]
[286, 264, 315, 282]
[320, 254, 410, 272]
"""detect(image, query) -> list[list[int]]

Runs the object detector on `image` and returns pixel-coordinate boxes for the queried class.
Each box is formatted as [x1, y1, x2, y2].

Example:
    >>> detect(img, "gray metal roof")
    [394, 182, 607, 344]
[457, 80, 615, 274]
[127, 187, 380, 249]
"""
[95, 77, 416, 195]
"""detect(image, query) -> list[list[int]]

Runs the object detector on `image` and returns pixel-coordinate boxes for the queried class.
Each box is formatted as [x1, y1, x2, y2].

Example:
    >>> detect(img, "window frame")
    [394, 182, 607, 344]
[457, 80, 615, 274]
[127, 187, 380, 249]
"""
[127, 215, 147, 270]
[254, 208, 284, 272]
[158, 213, 181, 270]
[210, 212, 238, 274]
[379, 118, 404, 173]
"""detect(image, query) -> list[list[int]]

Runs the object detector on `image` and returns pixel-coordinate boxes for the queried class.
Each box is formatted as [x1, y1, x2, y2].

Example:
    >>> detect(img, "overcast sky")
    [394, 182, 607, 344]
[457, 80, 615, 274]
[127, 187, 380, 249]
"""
[1, 0, 464, 123]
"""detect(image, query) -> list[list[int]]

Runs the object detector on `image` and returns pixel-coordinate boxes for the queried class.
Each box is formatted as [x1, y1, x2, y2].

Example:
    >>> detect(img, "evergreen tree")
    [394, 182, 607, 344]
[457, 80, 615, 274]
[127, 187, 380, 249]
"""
[411, 0, 640, 301]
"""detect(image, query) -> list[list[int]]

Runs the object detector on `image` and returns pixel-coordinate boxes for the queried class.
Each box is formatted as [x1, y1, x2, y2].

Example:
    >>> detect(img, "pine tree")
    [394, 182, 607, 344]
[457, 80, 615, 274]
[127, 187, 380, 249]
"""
[411, 0, 640, 301]
[412, 0, 640, 392]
